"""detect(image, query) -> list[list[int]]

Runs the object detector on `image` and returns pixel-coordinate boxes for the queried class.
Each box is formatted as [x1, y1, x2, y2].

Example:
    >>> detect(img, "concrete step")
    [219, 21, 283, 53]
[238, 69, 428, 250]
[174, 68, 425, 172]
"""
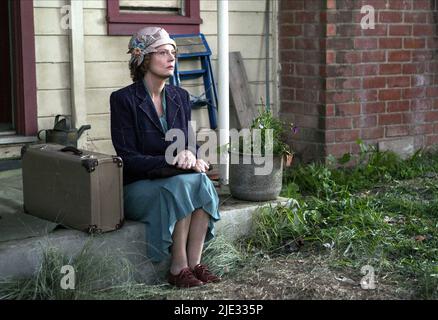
[0, 143, 25, 160]
[0, 170, 287, 283]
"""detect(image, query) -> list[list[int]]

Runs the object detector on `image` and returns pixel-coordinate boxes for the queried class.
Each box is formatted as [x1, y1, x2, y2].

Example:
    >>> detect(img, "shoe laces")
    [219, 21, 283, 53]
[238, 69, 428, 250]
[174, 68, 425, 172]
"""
[195, 264, 214, 278]
[180, 267, 198, 280]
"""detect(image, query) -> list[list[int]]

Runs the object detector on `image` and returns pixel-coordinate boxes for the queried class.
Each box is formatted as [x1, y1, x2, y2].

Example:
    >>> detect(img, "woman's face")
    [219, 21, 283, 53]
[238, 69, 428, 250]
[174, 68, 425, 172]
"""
[148, 44, 176, 79]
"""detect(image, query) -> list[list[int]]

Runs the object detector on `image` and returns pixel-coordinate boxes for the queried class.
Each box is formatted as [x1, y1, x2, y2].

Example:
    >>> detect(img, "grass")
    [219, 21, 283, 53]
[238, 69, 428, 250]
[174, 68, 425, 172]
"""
[245, 143, 438, 299]
[0, 236, 248, 300]
[200, 235, 247, 277]
[1, 143, 437, 299]
[0, 240, 138, 300]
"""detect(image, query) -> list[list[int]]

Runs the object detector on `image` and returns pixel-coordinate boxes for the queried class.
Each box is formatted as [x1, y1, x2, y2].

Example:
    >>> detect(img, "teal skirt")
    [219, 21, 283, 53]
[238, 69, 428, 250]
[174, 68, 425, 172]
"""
[123, 172, 221, 262]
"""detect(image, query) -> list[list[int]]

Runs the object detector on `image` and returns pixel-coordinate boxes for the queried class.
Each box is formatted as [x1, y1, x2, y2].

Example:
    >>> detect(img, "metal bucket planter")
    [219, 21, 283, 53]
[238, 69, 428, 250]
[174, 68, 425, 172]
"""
[228, 151, 283, 201]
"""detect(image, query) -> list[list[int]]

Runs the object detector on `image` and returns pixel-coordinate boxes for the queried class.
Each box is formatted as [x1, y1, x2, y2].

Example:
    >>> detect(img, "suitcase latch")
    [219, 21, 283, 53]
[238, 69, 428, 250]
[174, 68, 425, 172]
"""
[112, 156, 123, 168]
[81, 158, 99, 173]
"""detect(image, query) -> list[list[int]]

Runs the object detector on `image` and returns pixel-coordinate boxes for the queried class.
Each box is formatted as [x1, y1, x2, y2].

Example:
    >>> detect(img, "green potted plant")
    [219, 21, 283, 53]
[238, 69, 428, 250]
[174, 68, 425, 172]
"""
[227, 106, 297, 201]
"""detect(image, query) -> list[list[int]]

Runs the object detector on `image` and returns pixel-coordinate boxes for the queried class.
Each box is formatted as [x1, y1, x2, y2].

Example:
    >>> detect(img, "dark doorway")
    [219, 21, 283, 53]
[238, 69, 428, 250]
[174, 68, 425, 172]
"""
[0, 0, 38, 139]
[0, 0, 14, 134]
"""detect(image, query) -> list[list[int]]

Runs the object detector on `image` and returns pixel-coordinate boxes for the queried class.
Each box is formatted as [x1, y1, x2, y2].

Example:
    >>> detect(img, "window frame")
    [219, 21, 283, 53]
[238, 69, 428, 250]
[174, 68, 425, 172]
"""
[106, 0, 201, 35]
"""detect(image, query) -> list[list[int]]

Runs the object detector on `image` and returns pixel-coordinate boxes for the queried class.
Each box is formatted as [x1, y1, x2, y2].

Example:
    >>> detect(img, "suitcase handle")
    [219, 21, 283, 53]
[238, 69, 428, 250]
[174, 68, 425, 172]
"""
[60, 146, 83, 156]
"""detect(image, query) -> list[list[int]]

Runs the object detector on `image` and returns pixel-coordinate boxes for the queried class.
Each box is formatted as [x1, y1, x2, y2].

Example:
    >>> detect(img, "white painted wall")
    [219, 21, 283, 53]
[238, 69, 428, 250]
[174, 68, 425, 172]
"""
[34, 0, 71, 133]
[33, 0, 279, 155]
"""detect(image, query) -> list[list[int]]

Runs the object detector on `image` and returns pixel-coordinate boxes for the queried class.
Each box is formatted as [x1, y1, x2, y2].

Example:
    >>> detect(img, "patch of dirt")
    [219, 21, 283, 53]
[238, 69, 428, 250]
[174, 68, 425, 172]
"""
[161, 254, 411, 300]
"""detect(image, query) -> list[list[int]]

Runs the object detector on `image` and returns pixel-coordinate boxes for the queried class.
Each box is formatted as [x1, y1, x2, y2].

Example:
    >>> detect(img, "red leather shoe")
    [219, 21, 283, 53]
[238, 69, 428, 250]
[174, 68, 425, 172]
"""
[192, 264, 221, 283]
[167, 267, 204, 288]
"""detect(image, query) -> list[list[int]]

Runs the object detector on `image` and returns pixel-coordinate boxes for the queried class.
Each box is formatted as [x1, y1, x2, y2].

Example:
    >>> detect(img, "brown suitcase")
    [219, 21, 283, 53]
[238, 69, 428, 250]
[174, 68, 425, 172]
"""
[21, 143, 124, 233]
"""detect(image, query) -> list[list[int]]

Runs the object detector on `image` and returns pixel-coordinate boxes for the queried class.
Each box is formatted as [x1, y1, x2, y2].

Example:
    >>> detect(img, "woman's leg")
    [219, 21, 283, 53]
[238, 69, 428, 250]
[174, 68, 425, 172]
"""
[170, 214, 192, 275]
[187, 208, 210, 269]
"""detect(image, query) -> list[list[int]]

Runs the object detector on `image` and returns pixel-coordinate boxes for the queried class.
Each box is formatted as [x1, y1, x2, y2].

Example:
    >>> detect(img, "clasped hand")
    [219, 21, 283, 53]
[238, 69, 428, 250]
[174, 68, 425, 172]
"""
[172, 150, 210, 173]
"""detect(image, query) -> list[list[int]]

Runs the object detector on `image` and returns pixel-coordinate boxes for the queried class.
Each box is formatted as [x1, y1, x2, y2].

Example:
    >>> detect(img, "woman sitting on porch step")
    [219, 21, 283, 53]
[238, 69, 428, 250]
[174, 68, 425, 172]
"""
[110, 27, 221, 288]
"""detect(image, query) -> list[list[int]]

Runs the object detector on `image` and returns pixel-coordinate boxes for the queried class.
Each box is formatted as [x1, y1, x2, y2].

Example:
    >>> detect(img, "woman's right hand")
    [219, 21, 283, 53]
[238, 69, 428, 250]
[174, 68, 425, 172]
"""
[193, 159, 210, 173]
[172, 150, 197, 170]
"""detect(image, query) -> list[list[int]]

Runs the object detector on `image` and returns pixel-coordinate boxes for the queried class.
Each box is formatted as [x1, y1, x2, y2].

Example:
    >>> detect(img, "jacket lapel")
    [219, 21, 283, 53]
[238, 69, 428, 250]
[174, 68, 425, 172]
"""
[135, 80, 163, 133]
[135, 81, 183, 133]
[165, 85, 181, 130]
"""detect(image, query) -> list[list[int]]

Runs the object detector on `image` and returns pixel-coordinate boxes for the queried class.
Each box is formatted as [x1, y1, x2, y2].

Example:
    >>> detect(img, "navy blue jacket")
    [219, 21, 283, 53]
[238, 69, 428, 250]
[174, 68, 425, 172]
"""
[110, 80, 199, 185]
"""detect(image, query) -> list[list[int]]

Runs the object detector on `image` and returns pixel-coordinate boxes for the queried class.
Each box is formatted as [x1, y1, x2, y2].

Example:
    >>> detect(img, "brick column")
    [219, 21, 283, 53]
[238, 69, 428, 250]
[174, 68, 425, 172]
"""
[279, 0, 326, 162]
[280, 0, 438, 161]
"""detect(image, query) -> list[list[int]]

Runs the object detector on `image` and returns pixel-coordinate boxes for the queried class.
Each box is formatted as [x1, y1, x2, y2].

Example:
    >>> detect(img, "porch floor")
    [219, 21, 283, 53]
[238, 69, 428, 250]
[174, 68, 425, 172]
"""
[0, 168, 287, 284]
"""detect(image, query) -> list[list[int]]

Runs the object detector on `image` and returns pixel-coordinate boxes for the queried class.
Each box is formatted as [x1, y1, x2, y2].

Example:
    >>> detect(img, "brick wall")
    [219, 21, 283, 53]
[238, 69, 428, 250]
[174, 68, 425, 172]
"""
[279, 0, 326, 162]
[280, 0, 438, 161]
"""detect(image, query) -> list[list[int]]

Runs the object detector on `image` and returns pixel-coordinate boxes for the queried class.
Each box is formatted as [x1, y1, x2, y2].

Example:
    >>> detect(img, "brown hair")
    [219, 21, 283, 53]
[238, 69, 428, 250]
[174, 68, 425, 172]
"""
[130, 54, 151, 82]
